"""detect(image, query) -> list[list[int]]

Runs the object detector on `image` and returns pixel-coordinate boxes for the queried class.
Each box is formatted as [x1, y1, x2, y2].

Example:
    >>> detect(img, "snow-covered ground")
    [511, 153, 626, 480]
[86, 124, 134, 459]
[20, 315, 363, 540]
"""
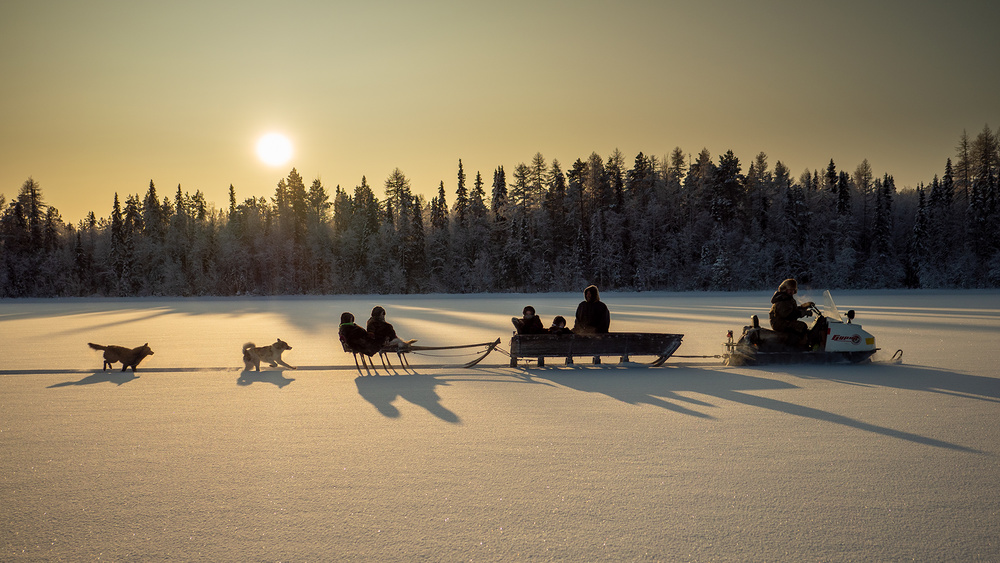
[2, 290, 998, 561]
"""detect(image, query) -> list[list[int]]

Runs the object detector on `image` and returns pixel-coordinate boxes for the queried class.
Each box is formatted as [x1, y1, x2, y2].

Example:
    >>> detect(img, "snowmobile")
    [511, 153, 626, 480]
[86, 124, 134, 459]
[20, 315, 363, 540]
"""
[724, 290, 880, 366]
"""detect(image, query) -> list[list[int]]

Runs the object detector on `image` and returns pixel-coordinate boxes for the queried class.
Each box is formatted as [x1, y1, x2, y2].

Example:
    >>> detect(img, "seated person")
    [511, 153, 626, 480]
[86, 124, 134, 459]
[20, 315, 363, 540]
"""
[573, 285, 611, 334]
[339, 312, 382, 356]
[367, 306, 416, 351]
[548, 315, 572, 335]
[768, 279, 816, 348]
[511, 305, 545, 334]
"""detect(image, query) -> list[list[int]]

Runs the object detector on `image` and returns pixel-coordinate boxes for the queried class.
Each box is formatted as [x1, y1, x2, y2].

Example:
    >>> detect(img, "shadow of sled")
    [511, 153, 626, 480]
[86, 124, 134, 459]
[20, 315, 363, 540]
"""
[354, 374, 459, 422]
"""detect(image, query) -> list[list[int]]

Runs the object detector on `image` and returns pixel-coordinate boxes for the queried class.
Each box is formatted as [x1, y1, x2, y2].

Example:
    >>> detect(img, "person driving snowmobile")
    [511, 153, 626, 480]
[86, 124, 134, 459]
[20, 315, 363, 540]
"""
[768, 279, 816, 348]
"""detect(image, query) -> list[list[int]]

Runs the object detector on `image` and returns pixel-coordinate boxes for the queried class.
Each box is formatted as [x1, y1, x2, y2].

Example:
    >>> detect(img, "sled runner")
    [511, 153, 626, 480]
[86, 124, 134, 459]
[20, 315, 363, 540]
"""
[343, 337, 502, 374]
[509, 332, 684, 367]
[723, 290, 882, 366]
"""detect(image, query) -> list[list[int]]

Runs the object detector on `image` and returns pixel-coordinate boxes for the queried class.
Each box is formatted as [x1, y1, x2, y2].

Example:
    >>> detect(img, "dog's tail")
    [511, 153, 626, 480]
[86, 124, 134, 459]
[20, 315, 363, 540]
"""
[242, 342, 255, 352]
[242, 342, 255, 360]
[88, 343, 106, 351]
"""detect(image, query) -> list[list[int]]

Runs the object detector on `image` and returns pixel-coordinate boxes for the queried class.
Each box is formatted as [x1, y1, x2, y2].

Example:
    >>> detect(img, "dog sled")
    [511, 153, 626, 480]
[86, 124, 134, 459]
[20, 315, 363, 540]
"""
[342, 336, 502, 374]
[509, 332, 684, 367]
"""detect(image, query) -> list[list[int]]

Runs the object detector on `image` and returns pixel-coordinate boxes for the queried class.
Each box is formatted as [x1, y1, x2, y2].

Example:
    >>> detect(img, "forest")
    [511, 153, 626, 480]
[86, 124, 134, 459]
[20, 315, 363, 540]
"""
[2, 126, 998, 298]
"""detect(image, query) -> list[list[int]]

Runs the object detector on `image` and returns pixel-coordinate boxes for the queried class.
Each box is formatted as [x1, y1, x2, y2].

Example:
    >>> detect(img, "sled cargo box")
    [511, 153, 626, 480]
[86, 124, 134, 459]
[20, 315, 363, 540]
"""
[509, 332, 683, 367]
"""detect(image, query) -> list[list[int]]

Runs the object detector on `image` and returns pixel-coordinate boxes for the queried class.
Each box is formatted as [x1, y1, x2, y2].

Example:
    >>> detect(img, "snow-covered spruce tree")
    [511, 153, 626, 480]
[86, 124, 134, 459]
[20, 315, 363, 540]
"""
[907, 186, 929, 287]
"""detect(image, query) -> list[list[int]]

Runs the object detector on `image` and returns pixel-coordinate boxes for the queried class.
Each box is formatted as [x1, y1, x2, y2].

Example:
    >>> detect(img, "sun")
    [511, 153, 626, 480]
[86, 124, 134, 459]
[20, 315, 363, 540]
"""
[256, 133, 293, 166]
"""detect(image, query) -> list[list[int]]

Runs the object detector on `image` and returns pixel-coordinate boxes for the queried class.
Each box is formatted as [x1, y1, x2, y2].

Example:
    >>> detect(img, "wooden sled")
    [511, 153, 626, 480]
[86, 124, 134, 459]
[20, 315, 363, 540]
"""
[344, 337, 502, 374]
[509, 332, 684, 367]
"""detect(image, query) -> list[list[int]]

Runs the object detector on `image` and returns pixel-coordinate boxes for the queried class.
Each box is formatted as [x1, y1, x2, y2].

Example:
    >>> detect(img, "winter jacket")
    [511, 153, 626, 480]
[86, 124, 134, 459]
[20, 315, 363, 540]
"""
[513, 315, 545, 335]
[340, 322, 382, 356]
[769, 291, 807, 333]
[574, 286, 611, 334]
[367, 317, 399, 346]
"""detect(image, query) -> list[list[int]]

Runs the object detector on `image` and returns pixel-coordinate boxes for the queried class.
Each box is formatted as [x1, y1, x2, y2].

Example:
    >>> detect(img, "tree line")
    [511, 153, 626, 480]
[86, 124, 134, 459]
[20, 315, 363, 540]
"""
[2, 125, 998, 298]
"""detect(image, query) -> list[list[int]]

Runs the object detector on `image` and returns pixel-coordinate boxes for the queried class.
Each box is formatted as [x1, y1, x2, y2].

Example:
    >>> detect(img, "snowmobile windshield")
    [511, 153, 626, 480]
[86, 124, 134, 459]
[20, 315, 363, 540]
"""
[821, 290, 842, 320]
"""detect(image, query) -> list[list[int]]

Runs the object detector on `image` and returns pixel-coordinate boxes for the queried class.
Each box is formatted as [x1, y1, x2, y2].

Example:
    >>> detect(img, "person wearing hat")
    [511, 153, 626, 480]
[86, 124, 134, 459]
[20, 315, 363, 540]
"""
[768, 279, 815, 347]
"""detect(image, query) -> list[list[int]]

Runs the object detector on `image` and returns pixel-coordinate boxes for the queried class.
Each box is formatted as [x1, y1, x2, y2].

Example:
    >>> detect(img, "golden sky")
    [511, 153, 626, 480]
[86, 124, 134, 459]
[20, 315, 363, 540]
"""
[2, 0, 998, 224]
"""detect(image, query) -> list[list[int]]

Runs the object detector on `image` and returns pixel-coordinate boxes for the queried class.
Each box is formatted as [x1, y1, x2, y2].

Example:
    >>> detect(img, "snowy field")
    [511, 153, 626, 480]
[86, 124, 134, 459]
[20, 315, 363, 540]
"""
[2, 290, 999, 561]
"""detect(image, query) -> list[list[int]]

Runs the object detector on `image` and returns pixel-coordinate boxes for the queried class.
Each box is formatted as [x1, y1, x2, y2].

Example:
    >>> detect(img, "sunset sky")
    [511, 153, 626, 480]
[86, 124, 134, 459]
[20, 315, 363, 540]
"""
[2, 0, 997, 224]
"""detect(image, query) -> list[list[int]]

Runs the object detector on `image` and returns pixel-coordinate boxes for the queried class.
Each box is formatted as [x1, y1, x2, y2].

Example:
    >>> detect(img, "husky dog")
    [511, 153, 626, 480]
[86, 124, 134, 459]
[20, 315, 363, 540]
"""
[88, 342, 154, 372]
[242, 339, 296, 371]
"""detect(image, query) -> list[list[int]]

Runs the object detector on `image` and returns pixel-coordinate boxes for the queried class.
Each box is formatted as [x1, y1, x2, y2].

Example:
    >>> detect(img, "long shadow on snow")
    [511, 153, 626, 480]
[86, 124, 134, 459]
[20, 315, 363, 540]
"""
[781, 362, 1000, 403]
[354, 374, 462, 423]
[48, 371, 139, 387]
[537, 365, 982, 454]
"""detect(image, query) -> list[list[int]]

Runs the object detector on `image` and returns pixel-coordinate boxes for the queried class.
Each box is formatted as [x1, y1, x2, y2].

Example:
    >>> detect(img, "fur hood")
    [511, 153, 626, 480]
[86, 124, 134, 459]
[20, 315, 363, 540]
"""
[771, 291, 793, 305]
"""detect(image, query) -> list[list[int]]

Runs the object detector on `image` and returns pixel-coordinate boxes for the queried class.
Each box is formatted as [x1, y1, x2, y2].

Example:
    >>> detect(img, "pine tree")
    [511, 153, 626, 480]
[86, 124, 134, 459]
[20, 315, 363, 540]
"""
[491, 166, 507, 222]
[941, 158, 955, 209]
[282, 168, 308, 243]
[853, 159, 875, 239]
[19, 177, 46, 247]
[955, 130, 972, 207]
[307, 179, 332, 224]
[711, 150, 744, 224]
[583, 153, 610, 217]
[606, 149, 626, 211]
[453, 160, 468, 226]
[908, 186, 929, 287]
[509, 163, 531, 211]
[825, 159, 838, 192]
[431, 181, 448, 230]
[625, 152, 653, 206]
[469, 171, 487, 219]
[332, 186, 352, 234]
[836, 171, 851, 216]
[109, 193, 133, 295]
[404, 194, 427, 291]
[529, 152, 547, 209]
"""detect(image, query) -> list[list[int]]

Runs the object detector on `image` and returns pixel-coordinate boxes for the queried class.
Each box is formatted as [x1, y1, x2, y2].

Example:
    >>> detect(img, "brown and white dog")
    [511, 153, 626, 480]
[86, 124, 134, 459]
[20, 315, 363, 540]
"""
[88, 342, 154, 372]
[242, 339, 296, 371]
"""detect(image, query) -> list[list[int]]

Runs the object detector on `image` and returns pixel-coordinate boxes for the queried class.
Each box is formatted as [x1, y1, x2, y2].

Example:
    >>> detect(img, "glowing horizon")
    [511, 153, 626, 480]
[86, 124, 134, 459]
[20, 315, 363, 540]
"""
[2, 1, 998, 224]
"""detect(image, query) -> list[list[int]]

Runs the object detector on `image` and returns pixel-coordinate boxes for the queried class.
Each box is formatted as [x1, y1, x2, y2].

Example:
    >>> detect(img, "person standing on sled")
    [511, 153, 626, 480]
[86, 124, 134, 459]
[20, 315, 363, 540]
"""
[367, 306, 416, 351]
[769, 279, 816, 349]
[573, 285, 611, 334]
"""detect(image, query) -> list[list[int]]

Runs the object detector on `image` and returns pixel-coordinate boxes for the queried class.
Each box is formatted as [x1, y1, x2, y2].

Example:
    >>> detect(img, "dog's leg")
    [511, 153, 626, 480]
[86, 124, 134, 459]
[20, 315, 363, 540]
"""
[275, 360, 296, 369]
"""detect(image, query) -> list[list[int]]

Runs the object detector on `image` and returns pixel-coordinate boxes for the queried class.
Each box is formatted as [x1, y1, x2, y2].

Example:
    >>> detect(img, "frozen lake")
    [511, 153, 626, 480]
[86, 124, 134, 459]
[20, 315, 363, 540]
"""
[2, 290, 999, 560]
